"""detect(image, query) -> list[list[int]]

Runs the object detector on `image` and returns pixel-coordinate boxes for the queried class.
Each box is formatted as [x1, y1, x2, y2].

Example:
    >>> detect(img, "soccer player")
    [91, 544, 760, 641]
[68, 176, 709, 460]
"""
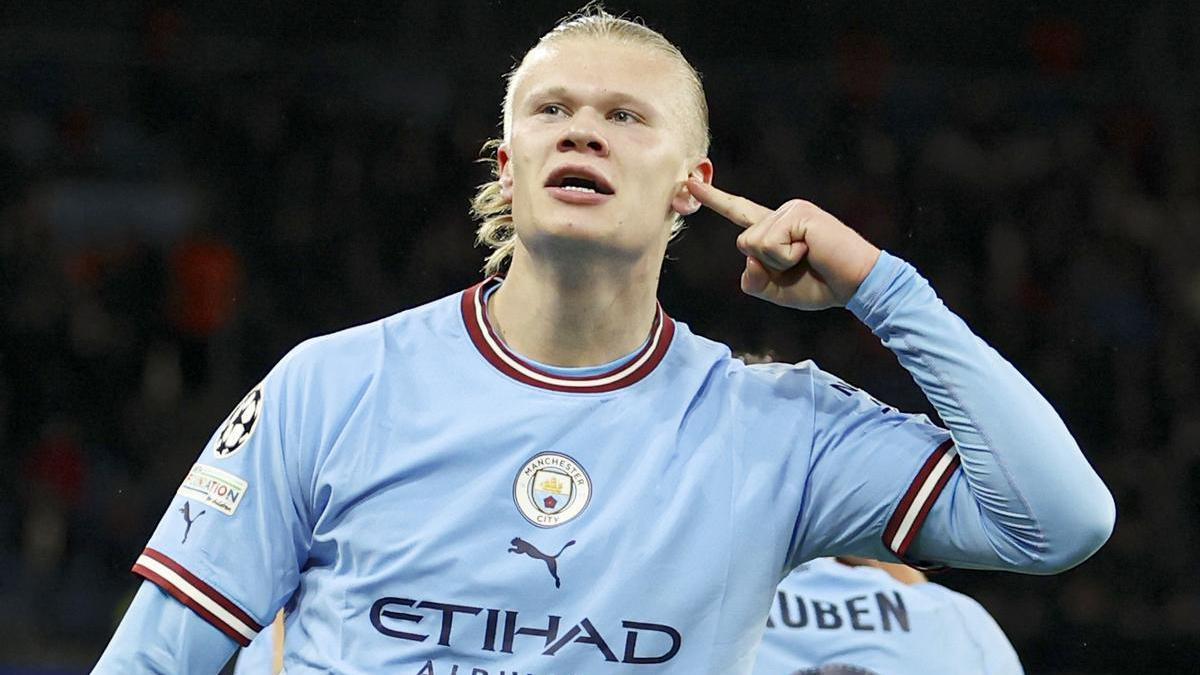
[93, 6, 1114, 673]
[753, 558, 1023, 674]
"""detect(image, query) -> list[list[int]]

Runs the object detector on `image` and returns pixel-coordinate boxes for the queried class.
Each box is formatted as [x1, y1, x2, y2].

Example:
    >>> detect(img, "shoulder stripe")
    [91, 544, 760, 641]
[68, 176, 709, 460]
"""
[132, 547, 263, 647]
[883, 439, 960, 559]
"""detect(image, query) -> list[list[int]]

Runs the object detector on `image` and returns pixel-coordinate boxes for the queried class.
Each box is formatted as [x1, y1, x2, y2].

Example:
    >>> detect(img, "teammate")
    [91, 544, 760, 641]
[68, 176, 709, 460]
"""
[93, 5, 1114, 674]
[753, 558, 1023, 674]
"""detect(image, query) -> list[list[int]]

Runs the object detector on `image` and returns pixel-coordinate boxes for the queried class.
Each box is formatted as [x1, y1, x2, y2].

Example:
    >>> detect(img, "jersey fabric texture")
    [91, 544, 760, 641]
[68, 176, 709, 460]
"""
[752, 558, 1023, 675]
[93, 252, 1114, 674]
[232, 613, 279, 675]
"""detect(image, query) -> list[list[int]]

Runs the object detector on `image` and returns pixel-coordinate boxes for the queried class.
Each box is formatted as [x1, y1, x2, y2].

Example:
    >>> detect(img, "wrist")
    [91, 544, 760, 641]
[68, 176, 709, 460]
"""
[846, 251, 912, 325]
[847, 246, 882, 302]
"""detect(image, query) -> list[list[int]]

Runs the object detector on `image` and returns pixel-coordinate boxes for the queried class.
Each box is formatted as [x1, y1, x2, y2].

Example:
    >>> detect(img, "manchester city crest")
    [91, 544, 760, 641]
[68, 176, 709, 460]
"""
[513, 452, 592, 528]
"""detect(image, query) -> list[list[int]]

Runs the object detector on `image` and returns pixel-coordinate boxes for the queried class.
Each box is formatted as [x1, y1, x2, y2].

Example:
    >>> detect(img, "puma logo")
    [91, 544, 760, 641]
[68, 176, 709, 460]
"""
[179, 502, 206, 544]
[508, 537, 575, 588]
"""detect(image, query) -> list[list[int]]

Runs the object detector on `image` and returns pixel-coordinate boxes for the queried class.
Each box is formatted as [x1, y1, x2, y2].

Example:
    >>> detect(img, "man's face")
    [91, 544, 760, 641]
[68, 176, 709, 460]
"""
[498, 37, 712, 266]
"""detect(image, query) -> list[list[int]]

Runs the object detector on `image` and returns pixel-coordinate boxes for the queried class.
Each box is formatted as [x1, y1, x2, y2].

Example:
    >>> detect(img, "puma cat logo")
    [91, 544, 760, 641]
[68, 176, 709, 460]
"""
[508, 537, 576, 588]
[179, 502, 206, 544]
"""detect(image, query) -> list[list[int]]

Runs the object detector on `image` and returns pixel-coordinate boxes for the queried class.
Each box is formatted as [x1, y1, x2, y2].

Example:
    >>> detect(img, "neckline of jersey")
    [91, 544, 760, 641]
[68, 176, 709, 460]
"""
[460, 276, 676, 393]
[481, 282, 648, 376]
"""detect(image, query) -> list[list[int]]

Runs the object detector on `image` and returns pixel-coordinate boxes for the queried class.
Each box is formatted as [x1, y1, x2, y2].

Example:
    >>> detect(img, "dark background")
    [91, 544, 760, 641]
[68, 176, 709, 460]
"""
[1, 1, 1197, 672]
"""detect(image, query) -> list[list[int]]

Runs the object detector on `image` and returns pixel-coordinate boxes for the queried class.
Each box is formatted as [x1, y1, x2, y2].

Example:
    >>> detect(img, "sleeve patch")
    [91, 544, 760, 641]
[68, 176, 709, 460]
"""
[179, 463, 249, 516]
[214, 384, 264, 459]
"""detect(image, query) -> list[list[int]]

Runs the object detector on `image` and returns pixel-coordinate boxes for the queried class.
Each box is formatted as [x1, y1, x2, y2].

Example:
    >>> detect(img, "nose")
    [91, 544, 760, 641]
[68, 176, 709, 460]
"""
[557, 114, 609, 157]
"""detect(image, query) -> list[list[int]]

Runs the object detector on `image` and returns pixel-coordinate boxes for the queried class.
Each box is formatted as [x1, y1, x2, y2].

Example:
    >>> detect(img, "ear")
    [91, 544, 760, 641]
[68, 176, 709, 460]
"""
[671, 158, 714, 216]
[497, 144, 514, 203]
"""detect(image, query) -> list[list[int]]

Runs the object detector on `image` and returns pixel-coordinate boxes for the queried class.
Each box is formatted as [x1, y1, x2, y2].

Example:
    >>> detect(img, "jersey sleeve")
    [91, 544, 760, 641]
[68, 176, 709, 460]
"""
[92, 580, 239, 673]
[129, 350, 313, 648]
[233, 618, 281, 675]
[844, 252, 1114, 573]
[788, 366, 956, 566]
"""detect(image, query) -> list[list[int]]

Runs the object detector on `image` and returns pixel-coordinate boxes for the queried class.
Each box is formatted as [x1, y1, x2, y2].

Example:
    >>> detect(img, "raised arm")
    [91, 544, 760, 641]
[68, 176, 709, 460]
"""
[844, 251, 1113, 572]
[690, 178, 1114, 572]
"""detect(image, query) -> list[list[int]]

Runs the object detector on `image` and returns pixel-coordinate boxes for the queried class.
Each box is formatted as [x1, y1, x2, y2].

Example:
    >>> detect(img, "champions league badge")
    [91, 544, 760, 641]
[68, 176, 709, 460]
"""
[513, 452, 592, 528]
[213, 384, 264, 459]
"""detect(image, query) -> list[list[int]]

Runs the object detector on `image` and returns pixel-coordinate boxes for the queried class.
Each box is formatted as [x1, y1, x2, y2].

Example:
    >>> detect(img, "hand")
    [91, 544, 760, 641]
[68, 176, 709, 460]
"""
[687, 178, 881, 310]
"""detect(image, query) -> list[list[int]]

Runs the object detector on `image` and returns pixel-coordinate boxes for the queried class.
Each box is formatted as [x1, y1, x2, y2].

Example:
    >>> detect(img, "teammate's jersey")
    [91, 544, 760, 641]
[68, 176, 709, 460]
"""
[751, 558, 1023, 675]
[121, 277, 952, 673]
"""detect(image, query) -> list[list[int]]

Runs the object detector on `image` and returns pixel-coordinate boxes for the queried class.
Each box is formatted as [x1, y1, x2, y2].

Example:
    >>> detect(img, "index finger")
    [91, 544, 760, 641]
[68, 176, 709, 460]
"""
[687, 178, 773, 229]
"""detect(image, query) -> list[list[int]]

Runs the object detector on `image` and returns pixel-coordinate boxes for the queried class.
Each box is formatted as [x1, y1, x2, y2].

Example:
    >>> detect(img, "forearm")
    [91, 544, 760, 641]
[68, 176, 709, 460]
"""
[93, 581, 238, 674]
[847, 252, 1114, 572]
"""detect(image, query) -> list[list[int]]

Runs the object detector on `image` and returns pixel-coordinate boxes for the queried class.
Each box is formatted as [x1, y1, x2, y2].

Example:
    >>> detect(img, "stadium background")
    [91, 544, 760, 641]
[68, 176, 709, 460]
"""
[1, 1, 1196, 672]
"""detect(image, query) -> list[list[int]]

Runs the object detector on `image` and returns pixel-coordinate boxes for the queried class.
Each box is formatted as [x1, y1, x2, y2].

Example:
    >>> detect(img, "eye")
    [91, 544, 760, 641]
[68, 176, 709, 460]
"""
[538, 104, 566, 116]
[610, 110, 641, 124]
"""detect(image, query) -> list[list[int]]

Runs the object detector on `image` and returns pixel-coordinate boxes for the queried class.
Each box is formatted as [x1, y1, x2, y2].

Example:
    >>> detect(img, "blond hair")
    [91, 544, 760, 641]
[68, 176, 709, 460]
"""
[470, 3, 710, 276]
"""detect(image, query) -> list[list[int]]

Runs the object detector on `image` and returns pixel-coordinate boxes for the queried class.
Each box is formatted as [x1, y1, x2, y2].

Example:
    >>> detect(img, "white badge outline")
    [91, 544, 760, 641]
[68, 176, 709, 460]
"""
[513, 451, 593, 528]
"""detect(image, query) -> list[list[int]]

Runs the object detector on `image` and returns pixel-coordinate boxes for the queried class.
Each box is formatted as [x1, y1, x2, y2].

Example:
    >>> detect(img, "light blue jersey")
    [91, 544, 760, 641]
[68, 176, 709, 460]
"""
[752, 558, 1023, 675]
[94, 253, 1113, 674]
[233, 614, 280, 675]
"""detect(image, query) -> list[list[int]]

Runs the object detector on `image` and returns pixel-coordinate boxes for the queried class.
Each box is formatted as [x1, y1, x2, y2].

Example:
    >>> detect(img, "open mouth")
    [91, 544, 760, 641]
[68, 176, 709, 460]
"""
[545, 166, 615, 196]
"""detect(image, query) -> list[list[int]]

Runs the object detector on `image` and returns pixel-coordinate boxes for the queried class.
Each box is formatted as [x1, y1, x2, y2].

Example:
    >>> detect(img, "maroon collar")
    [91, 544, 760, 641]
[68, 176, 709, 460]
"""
[460, 277, 675, 394]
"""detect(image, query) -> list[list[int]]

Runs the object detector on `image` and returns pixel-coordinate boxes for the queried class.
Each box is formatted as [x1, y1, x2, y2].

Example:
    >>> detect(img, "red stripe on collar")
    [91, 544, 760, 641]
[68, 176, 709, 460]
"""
[460, 277, 675, 393]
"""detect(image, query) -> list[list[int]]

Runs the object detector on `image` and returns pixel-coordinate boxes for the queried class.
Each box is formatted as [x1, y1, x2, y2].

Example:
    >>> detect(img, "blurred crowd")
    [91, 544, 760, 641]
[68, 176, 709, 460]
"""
[0, 3, 1197, 672]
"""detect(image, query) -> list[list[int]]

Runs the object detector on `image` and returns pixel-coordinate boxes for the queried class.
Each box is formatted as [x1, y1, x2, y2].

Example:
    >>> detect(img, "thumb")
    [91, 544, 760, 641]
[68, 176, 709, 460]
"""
[740, 256, 771, 297]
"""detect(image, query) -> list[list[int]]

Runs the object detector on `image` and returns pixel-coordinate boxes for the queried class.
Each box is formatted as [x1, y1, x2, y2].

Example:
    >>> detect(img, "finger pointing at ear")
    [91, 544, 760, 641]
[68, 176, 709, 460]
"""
[687, 178, 773, 229]
[687, 177, 881, 310]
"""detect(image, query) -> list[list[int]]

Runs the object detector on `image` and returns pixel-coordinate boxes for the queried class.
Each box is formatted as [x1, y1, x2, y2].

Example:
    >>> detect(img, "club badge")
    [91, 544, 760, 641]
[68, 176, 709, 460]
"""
[513, 452, 592, 528]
